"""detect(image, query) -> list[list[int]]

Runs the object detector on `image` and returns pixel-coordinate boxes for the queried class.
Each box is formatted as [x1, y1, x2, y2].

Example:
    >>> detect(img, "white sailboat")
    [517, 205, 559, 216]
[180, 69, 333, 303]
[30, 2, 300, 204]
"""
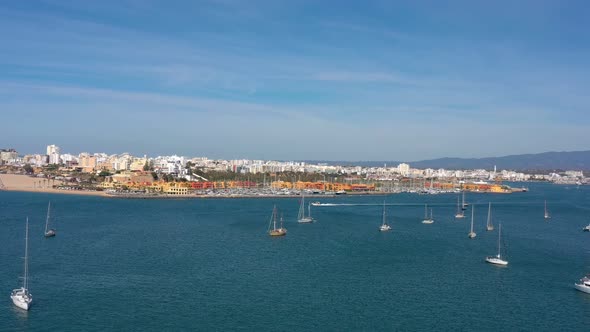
[486, 202, 494, 231]
[544, 200, 551, 220]
[422, 204, 434, 224]
[462, 191, 468, 210]
[468, 206, 477, 238]
[297, 195, 314, 223]
[11, 218, 33, 311]
[44, 201, 56, 237]
[379, 201, 391, 232]
[455, 195, 465, 219]
[486, 223, 508, 265]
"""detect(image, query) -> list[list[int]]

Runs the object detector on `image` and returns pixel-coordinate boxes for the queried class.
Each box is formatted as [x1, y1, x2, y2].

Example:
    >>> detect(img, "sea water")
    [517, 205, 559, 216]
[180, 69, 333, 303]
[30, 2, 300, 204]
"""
[0, 182, 589, 331]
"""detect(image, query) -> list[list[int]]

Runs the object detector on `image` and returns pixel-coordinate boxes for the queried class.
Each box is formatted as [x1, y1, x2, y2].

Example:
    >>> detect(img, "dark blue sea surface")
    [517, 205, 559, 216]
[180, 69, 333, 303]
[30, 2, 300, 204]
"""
[1, 182, 589, 331]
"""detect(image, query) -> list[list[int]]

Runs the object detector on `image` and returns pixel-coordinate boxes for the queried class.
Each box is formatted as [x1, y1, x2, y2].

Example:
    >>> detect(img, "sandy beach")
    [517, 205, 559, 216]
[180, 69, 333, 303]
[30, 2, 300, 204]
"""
[0, 174, 107, 197]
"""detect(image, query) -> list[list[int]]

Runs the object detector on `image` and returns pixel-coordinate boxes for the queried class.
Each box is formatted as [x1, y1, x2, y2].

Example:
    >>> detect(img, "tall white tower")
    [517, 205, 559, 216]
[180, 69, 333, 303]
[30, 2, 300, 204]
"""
[47, 145, 61, 164]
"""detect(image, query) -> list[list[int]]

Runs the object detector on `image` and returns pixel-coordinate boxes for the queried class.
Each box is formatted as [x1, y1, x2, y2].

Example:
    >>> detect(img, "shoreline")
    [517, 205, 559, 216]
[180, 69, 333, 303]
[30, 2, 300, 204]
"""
[1, 174, 522, 199]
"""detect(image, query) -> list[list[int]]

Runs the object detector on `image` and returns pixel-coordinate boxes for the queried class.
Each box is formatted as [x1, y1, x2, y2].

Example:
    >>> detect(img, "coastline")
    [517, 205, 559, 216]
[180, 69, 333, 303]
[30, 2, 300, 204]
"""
[0, 174, 107, 197]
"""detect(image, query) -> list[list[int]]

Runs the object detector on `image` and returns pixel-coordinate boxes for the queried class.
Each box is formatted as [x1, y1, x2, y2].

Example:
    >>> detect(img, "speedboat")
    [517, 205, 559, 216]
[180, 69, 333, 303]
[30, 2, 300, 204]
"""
[574, 275, 590, 294]
[583, 223, 590, 232]
[311, 201, 321, 206]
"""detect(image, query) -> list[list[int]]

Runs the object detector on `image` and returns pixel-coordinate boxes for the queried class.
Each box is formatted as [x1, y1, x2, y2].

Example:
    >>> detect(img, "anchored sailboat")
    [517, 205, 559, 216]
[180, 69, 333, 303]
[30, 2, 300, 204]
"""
[44, 201, 56, 237]
[486, 223, 508, 266]
[486, 202, 494, 231]
[379, 201, 391, 232]
[11, 218, 33, 311]
[297, 195, 314, 223]
[544, 200, 551, 220]
[422, 204, 434, 224]
[268, 205, 287, 237]
[462, 191, 468, 210]
[455, 195, 465, 219]
[468, 206, 477, 238]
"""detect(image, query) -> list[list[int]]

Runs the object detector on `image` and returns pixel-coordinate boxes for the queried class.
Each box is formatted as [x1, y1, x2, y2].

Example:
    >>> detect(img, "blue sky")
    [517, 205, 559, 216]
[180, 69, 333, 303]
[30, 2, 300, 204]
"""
[1, 0, 589, 161]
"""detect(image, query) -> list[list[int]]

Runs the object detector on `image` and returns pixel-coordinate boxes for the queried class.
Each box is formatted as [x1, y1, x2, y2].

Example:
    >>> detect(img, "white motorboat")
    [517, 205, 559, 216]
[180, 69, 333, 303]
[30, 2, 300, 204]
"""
[11, 218, 33, 310]
[574, 275, 590, 294]
[485, 223, 508, 266]
[582, 223, 590, 232]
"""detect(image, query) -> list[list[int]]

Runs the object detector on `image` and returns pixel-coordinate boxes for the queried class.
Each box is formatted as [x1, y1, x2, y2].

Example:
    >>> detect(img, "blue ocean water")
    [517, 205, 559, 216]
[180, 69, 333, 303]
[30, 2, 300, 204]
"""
[1, 182, 589, 331]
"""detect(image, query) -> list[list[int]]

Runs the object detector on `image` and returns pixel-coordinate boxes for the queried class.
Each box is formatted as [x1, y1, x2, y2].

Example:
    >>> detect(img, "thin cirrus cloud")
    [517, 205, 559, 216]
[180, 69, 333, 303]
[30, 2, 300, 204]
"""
[0, 1, 589, 160]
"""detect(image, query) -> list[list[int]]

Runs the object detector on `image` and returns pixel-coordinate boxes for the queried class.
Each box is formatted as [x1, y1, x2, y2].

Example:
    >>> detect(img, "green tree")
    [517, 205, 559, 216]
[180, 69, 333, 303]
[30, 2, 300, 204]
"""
[98, 170, 111, 177]
[143, 161, 151, 171]
[23, 164, 34, 174]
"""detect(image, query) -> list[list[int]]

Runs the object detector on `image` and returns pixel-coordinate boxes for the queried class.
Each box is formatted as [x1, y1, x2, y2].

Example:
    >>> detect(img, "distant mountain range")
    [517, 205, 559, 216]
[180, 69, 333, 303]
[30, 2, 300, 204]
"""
[304, 150, 590, 171]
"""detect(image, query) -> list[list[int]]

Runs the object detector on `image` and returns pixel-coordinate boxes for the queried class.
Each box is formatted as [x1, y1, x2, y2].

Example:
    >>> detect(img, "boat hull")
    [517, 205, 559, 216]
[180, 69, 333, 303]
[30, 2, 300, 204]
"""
[574, 283, 590, 294]
[10, 290, 32, 311]
[379, 225, 391, 232]
[269, 229, 287, 236]
[485, 257, 508, 266]
[455, 214, 465, 219]
[44, 229, 56, 237]
[297, 218, 314, 224]
[468, 232, 477, 238]
[486, 226, 494, 231]
[422, 219, 434, 224]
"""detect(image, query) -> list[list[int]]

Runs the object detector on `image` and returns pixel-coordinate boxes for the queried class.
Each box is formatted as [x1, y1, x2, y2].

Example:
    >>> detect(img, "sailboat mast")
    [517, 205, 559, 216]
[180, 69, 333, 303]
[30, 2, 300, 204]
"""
[45, 201, 51, 233]
[470, 206, 475, 233]
[302, 195, 305, 217]
[424, 204, 427, 219]
[382, 201, 386, 226]
[273, 206, 277, 230]
[308, 203, 311, 218]
[498, 223, 502, 257]
[544, 200, 547, 214]
[24, 217, 29, 290]
[487, 202, 491, 227]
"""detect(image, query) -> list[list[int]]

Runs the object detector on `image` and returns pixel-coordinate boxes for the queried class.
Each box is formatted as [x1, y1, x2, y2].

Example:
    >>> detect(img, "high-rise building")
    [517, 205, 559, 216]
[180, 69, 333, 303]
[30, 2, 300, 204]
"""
[397, 163, 410, 177]
[47, 144, 61, 164]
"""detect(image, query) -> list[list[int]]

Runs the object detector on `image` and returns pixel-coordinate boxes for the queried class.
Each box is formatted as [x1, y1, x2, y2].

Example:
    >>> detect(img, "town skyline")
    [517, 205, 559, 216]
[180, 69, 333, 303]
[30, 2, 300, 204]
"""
[3, 144, 590, 173]
[2, 1, 590, 160]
